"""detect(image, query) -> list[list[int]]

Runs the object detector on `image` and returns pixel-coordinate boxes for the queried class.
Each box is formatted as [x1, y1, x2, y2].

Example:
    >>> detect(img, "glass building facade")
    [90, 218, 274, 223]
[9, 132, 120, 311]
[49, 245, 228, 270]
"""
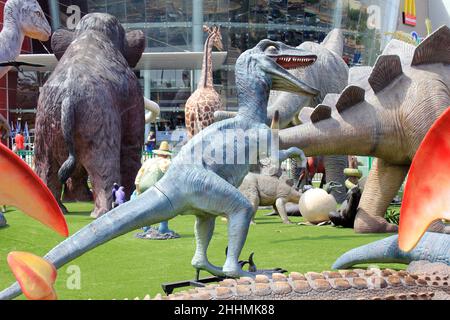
[7, 0, 402, 139]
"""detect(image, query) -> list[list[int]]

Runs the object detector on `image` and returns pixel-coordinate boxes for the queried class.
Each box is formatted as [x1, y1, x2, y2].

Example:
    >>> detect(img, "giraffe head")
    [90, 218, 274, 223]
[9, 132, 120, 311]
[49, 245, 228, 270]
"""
[203, 24, 223, 51]
[8, 0, 51, 41]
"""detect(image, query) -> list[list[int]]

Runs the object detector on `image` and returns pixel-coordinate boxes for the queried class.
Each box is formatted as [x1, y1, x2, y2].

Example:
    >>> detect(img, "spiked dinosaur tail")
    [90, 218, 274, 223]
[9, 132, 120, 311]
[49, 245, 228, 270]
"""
[57, 97, 77, 183]
[332, 232, 450, 270]
[0, 186, 177, 300]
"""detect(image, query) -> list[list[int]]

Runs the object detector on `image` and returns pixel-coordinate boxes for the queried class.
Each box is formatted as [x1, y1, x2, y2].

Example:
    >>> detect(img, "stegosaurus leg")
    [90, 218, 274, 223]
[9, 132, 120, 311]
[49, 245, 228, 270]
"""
[355, 158, 409, 233]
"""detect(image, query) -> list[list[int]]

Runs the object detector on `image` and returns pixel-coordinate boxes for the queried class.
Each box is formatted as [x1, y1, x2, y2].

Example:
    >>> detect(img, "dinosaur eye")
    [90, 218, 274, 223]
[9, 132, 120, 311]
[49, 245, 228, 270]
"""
[265, 45, 278, 54]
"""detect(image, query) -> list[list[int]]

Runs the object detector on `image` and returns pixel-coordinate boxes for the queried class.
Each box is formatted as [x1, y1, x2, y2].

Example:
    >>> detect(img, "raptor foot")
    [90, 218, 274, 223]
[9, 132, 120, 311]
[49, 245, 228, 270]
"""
[354, 210, 398, 233]
[192, 259, 225, 277]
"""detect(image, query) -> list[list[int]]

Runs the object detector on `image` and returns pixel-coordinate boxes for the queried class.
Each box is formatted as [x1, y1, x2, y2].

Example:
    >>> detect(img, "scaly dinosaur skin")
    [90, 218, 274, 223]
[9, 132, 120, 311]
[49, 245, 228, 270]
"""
[333, 233, 450, 269]
[0, 39, 319, 300]
[142, 269, 449, 300]
[279, 26, 450, 234]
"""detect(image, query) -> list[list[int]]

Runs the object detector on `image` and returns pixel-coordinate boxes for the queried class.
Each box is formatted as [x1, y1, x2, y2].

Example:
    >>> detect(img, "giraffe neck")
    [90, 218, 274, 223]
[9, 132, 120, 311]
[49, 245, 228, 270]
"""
[197, 34, 214, 89]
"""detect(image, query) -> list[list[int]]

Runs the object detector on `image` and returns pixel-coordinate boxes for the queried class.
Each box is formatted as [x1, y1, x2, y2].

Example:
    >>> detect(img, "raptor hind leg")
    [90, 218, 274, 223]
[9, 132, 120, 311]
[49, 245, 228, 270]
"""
[223, 206, 254, 277]
[189, 172, 253, 278]
[191, 215, 224, 276]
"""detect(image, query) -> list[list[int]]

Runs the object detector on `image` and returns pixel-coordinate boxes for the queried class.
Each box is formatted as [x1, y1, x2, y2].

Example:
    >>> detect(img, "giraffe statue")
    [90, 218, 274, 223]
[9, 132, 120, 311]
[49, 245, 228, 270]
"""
[185, 25, 223, 139]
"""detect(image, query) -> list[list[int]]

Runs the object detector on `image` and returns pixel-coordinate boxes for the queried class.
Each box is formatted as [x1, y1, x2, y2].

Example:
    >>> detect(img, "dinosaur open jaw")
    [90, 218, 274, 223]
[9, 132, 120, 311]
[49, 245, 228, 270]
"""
[273, 55, 317, 70]
[268, 55, 319, 96]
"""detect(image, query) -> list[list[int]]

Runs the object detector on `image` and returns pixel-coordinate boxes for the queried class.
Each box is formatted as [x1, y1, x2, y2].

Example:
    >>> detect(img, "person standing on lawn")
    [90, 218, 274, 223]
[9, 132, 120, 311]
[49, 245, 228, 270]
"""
[111, 183, 119, 208]
[145, 131, 156, 153]
[114, 186, 126, 206]
[131, 141, 177, 237]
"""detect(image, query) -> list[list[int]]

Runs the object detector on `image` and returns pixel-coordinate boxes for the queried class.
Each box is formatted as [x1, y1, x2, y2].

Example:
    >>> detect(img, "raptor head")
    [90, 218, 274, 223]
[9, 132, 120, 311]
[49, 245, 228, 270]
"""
[13, 0, 51, 41]
[235, 39, 319, 97]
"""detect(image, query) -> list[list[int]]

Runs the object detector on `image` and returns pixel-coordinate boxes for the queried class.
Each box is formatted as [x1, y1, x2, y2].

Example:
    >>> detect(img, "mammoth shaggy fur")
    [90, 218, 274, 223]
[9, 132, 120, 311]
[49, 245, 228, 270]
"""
[34, 13, 145, 218]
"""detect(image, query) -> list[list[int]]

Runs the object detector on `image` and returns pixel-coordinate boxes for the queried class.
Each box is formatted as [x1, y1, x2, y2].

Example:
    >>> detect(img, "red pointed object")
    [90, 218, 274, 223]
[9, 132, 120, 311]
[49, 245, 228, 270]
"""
[7, 251, 57, 300]
[0, 143, 68, 236]
[399, 107, 450, 251]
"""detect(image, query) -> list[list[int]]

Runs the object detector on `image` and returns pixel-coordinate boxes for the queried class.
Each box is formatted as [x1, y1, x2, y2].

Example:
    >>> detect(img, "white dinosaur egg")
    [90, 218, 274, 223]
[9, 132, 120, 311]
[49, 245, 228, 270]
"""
[298, 188, 337, 224]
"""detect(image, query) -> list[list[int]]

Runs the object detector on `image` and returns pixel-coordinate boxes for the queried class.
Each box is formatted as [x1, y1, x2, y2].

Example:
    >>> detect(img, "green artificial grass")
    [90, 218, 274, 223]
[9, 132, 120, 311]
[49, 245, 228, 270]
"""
[0, 202, 404, 300]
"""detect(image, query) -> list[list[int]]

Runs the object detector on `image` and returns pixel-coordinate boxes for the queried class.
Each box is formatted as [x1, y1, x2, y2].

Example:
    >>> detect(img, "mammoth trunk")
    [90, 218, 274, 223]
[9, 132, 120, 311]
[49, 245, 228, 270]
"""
[0, 186, 175, 300]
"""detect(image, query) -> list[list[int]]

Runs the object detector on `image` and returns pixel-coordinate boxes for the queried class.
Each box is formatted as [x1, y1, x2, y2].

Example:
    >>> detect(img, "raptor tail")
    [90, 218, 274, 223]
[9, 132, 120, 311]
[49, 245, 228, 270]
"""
[0, 186, 177, 300]
[332, 235, 406, 269]
[332, 232, 450, 270]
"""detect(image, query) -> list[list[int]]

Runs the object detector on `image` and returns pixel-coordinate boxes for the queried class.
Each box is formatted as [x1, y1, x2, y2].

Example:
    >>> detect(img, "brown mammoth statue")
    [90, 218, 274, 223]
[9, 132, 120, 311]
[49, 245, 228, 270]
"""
[34, 13, 145, 218]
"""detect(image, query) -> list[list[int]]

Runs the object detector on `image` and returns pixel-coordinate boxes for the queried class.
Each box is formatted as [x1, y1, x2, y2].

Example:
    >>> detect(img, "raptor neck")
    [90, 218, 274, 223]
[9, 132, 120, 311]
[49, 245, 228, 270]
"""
[235, 78, 270, 124]
[197, 34, 214, 89]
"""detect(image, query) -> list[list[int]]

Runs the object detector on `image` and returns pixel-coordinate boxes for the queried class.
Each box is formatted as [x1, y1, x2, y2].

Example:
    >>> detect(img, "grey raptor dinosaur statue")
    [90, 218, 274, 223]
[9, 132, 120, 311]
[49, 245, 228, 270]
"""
[0, 39, 319, 299]
[278, 25, 450, 233]
[332, 232, 450, 269]
[215, 29, 349, 203]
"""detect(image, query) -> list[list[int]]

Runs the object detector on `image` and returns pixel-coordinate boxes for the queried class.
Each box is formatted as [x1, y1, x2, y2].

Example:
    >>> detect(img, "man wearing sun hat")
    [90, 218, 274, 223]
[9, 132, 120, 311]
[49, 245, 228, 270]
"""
[131, 141, 178, 238]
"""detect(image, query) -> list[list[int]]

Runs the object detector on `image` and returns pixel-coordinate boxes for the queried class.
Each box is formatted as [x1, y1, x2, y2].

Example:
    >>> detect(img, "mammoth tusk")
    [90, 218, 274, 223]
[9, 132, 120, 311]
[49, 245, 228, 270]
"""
[144, 97, 160, 123]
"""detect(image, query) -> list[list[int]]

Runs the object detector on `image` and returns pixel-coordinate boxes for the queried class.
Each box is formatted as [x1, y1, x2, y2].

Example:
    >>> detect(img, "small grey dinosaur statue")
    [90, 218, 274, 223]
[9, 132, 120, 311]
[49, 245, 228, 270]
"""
[0, 0, 50, 79]
[0, 39, 319, 299]
[332, 232, 450, 269]
[238, 147, 306, 224]
[215, 29, 349, 203]
[278, 26, 450, 233]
